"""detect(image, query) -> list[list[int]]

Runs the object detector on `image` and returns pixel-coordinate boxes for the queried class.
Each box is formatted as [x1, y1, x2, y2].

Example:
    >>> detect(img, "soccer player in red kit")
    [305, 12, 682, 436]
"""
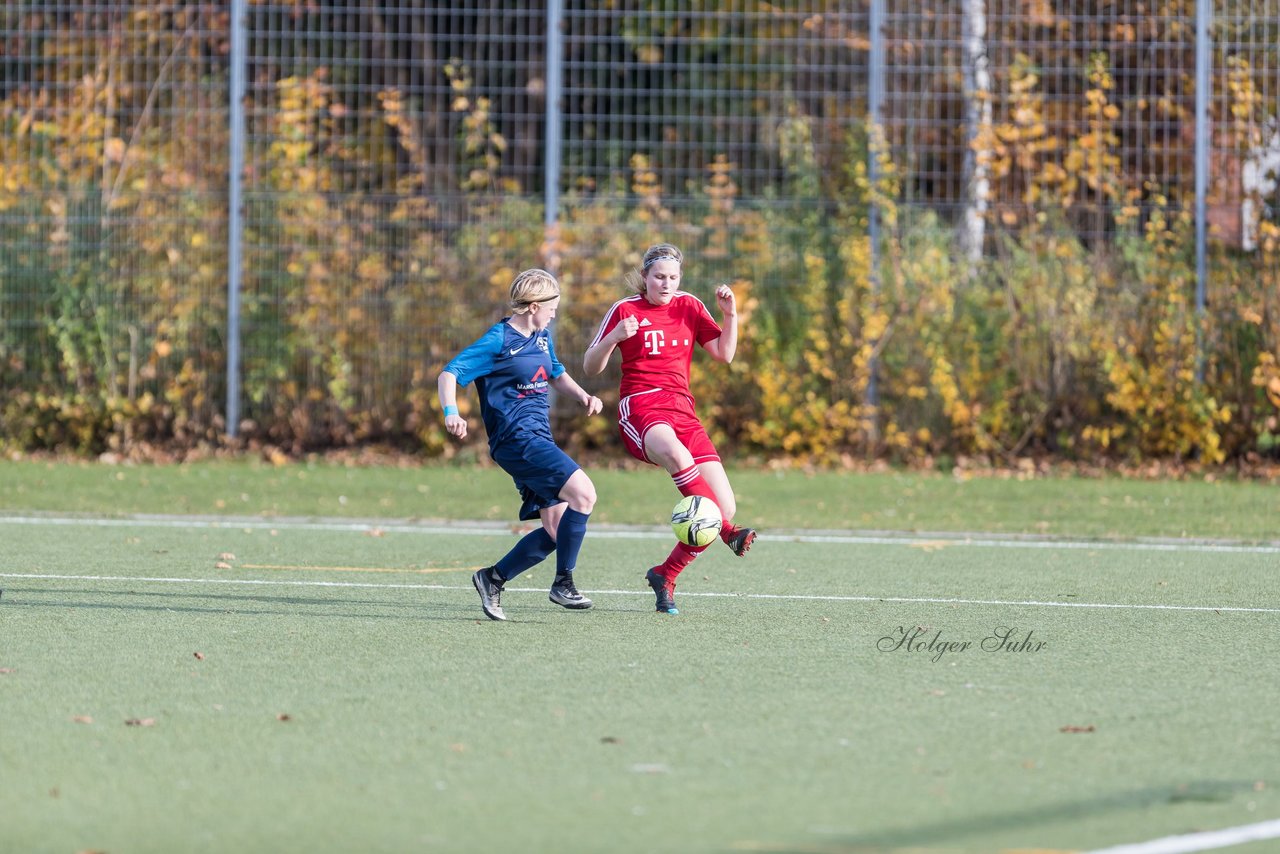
[583, 243, 757, 615]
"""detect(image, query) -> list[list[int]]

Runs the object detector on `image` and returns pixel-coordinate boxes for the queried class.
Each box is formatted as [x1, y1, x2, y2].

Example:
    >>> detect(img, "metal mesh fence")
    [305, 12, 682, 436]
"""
[0, 3, 230, 431]
[1, 1, 1277, 451]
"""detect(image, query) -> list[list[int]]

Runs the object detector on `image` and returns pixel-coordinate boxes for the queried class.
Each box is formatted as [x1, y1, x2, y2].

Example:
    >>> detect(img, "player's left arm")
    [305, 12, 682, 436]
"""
[700, 284, 738, 364]
[547, 336, 603, 415]
[550, 372, 603, 416]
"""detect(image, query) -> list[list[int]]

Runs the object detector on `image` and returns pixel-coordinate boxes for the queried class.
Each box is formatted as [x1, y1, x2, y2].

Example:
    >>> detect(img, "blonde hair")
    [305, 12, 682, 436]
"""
[625, 243, 683, 294]
[508, 268, 560, 315]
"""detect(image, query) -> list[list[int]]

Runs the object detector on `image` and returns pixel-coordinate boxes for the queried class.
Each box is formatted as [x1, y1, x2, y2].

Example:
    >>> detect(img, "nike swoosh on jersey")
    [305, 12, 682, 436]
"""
[509, 345, 527, 355]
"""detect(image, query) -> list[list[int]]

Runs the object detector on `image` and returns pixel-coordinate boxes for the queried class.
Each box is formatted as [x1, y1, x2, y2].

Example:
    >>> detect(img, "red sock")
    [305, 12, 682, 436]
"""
[670, 464, 716, 502]
[656, 541, 707, 580]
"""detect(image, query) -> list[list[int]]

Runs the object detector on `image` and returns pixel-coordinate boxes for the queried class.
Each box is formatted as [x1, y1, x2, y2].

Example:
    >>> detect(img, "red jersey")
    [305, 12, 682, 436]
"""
[589, 292, 723, 400]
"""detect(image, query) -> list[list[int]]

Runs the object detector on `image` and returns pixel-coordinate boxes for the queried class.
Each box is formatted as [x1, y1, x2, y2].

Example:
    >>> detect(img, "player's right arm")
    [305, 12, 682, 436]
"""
[436, 370, 468, 439]
[583, 305, 639, 376]
[438, 324, 505, 440]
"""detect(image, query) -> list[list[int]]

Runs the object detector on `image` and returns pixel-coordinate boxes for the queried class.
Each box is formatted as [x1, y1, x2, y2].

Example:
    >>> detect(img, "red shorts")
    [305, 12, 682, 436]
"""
[617, 389, 720, 466]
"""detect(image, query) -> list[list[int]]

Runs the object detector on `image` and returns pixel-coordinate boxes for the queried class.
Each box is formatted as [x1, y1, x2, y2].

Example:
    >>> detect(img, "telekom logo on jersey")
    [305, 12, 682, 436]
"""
[642, 330, 691, 355]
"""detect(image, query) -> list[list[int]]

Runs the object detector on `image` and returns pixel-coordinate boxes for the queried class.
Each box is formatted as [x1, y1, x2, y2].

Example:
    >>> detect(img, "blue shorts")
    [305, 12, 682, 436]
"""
[490, 433, 581, 521]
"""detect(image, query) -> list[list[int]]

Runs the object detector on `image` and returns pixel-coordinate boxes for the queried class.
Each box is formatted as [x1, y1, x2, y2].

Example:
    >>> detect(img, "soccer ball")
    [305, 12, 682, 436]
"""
[670, 495, 722, 547]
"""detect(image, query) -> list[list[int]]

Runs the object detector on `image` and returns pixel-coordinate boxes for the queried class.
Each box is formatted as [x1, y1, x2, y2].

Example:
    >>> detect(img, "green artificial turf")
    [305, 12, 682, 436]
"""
[2, 457, 1279, 541]
[3, 494, 1278, 853]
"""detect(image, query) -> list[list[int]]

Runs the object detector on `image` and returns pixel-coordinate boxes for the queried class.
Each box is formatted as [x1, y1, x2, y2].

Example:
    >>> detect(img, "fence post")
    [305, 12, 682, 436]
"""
[867, 0, 886, 416]
[226, 0, 247, 438]
[544, 0, 564, 245]
[1193, 0, 1211, 384]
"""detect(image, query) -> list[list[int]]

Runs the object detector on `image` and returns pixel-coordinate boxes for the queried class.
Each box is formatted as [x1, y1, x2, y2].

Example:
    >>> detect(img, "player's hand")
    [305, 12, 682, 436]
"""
[715, 284, 737, 316]
[583, 395, 603, 416]
[610, 315, 640, 342]
[444, 413, 468, 439]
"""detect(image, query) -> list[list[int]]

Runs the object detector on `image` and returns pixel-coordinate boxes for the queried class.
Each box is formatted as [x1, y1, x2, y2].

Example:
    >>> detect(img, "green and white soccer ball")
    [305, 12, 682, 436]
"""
[670, 495, 722, 547]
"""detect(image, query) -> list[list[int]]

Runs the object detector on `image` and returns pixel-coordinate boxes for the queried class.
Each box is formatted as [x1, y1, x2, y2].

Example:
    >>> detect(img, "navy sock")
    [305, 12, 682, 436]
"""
[555, 508, 590, 576]
[494, 528, 556, 581]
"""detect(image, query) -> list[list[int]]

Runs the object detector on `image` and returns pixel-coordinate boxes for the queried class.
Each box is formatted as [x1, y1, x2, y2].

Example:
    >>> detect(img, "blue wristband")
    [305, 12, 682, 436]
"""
[443, 405, 459, 417]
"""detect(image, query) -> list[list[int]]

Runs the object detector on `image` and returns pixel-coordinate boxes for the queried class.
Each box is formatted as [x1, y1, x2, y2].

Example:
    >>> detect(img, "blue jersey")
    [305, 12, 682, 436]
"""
[445, 320, 566, 451]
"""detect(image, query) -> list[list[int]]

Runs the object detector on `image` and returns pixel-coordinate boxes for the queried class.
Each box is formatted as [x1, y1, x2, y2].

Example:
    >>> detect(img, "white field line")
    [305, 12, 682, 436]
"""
[2, 572, 1279, 614]
[1084, 818, 1280, 853]
[4, 512, 1280, 555]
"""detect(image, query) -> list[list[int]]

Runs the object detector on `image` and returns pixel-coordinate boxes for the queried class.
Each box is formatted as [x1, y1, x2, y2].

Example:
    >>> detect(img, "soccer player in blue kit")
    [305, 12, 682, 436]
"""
[437, 268, 603, 621]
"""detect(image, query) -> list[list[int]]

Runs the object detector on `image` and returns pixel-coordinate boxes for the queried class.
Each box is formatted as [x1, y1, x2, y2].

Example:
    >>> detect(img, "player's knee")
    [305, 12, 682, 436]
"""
[644, 432, 692, 472]
[563, 475, 597, 513]
[654, 446, 694, 473]
[573, 483, 597, 513]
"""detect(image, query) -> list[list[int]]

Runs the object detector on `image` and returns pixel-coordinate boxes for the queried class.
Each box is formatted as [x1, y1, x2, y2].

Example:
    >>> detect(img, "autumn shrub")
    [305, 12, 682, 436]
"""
[3, 52, 1280, 465]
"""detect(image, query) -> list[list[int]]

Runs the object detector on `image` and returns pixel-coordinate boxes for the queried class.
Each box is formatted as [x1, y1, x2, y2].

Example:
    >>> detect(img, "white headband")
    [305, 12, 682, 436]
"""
[643, 254, 679, 271]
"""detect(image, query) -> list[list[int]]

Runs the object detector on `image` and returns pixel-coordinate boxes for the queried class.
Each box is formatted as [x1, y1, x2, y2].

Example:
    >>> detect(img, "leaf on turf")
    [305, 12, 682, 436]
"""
[0, 667, 14, 674]
[449, 743, 466, 753]
[629, 763, 669, 774]
[276, 713, 292, 722]
[1059, 724, 1095, 733]
[214, 562, 232, 570]
[71, 715, 94, 724]
[909, 541, 950, 552]
[600, 736, 621, 744]
[125, 718, 156, 727]
[219, 552, 236, 561]
[366, 528, 385, 538]
[193, 652, 205, 660]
